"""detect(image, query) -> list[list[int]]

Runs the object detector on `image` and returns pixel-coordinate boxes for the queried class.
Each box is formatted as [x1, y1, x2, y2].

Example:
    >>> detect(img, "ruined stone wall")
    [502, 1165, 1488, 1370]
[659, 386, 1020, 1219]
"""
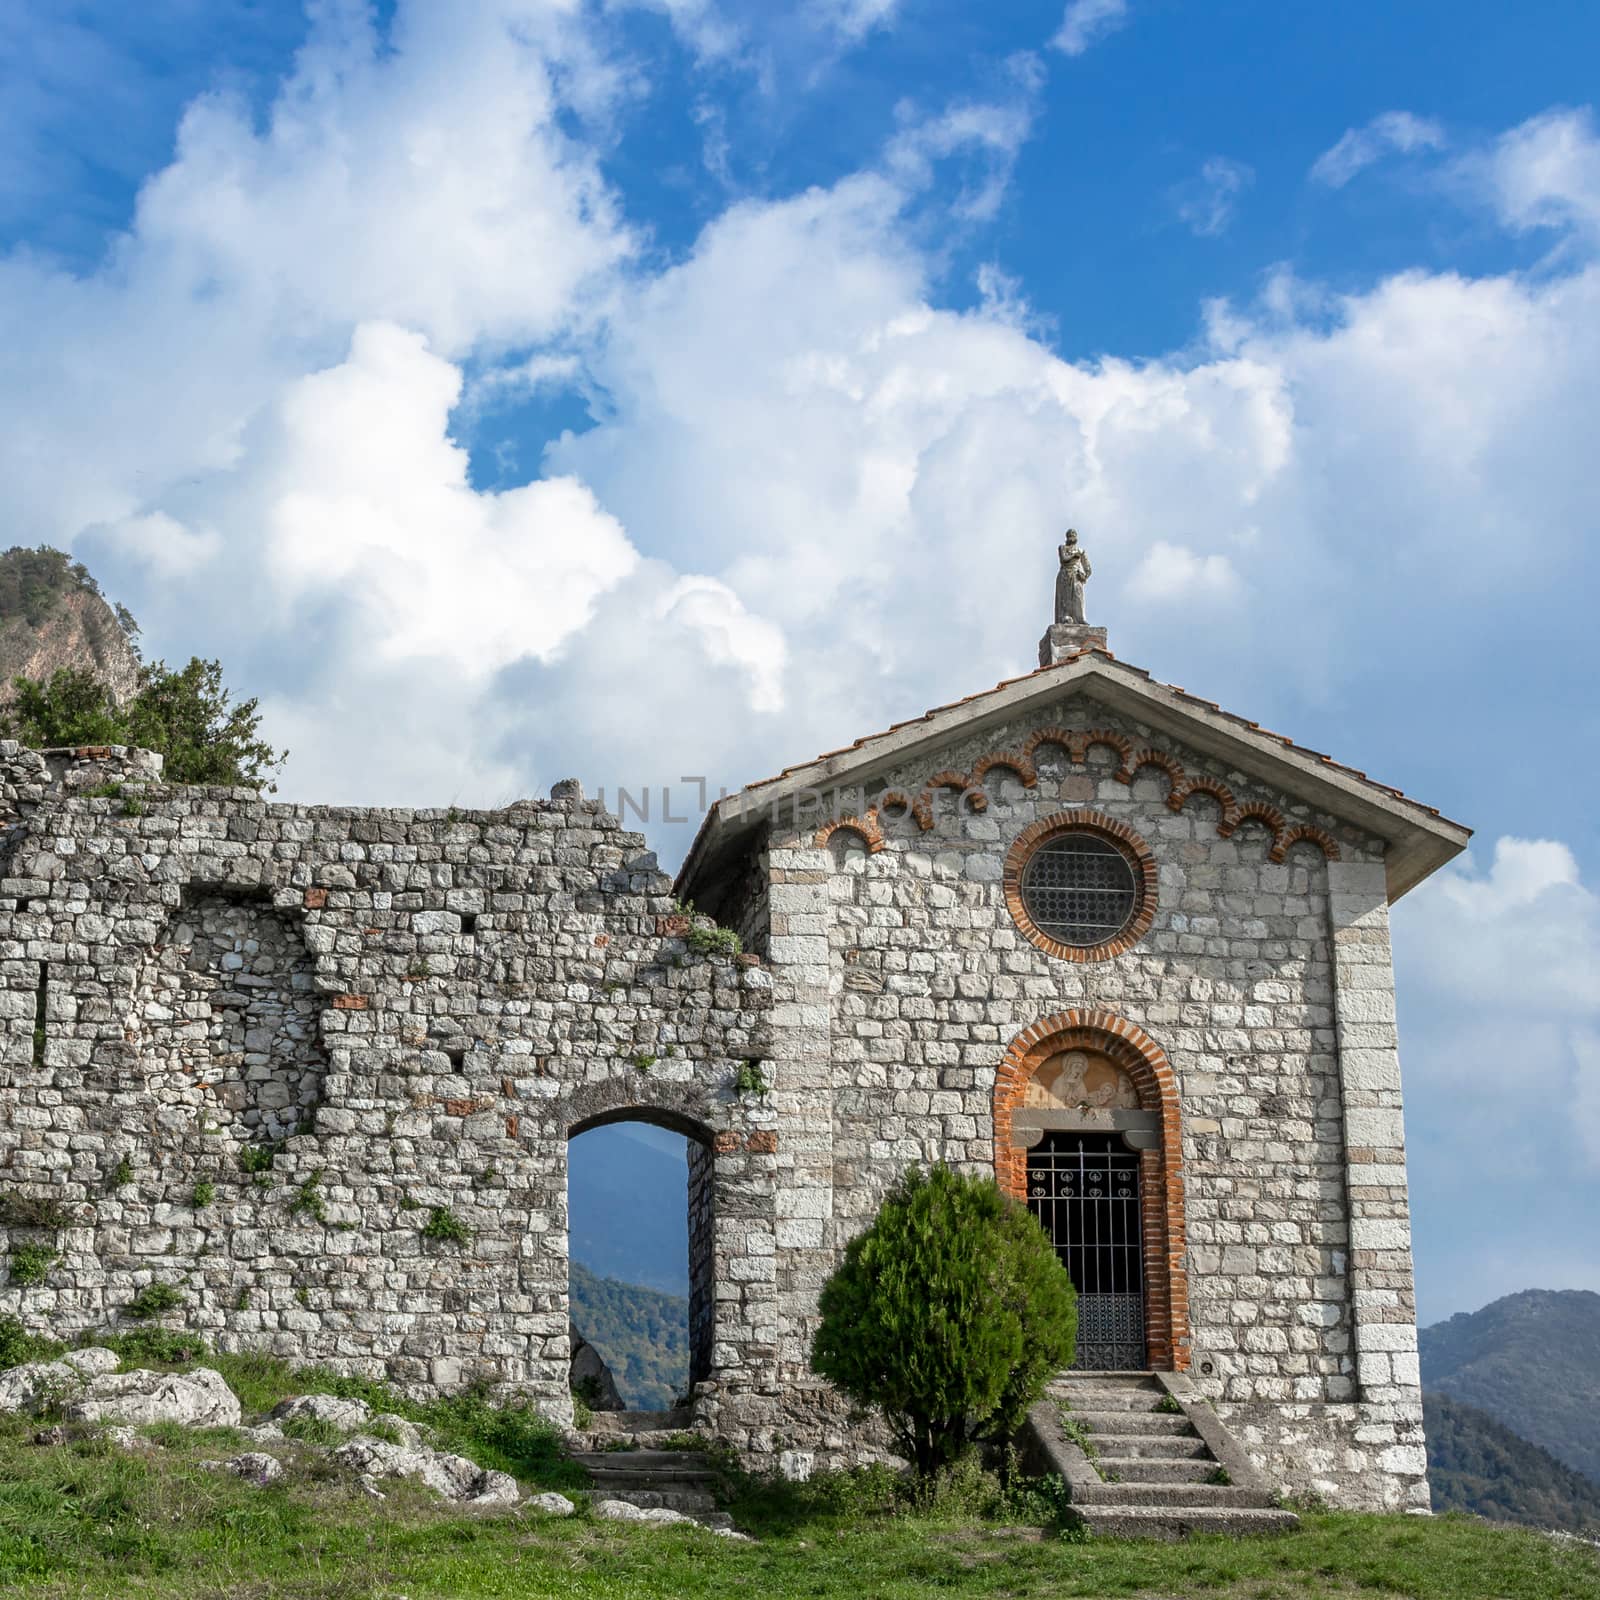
[764, 695, 1427, 1510]
[0, 746, 775, 1428]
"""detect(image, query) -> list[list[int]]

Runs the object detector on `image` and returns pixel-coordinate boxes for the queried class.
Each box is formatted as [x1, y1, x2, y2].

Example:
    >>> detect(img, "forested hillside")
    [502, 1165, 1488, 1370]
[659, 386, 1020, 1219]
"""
[569, 1261, 688, 1411]
[1421, 1289, 1600, 1484]
[1425, 1391, 1600, 1534]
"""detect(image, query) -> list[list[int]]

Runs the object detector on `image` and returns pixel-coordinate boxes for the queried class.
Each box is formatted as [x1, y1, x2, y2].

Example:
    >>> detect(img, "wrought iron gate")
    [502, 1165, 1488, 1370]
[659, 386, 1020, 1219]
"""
[1026, 1132, 1147, 1369]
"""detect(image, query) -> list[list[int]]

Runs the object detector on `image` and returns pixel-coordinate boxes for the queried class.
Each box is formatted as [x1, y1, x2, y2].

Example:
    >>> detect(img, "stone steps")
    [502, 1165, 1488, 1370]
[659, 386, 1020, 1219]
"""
[1032, 1371, 1300, 1541]
[1072, 1480, 1280, 1509]
[573, 1446, 732, 1530]
[1087, 1432, 1212, 1459]
[1094, 1455, 1217, 1484]
[1075, 1504, 1300, 1539]
[1071, 1409, 1195, 1434]
[582, 1408, 694, 1436]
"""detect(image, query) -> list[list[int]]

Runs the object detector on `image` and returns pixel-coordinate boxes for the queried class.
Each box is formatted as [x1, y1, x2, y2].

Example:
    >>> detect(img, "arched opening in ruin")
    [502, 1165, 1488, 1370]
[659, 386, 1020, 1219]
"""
[994, 1010, 1189, 1372]
[566, 1108, 715, 1414]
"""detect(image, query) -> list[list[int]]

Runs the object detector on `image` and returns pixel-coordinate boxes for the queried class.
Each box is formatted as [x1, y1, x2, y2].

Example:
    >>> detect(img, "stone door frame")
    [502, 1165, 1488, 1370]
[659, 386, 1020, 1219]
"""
[994, 1009, 1190, 1370]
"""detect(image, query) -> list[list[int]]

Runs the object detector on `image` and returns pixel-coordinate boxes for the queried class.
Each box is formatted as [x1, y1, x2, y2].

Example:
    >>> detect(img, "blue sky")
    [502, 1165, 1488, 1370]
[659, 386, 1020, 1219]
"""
[4, 0, 1599, 1325]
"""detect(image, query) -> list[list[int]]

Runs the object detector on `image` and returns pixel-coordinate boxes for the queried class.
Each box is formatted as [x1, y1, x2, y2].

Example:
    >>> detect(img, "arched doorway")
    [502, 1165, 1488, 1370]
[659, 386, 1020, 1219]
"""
[994, 1011, 1188, 1372]
[566, 1108, 715, 1411]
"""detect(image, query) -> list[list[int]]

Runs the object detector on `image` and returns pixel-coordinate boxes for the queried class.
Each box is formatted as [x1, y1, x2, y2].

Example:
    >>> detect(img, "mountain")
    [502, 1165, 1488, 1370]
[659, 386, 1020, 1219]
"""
[1425, 1391, 1600, 1535]
[569, 1260, 688, 1411]
[0, 547, 141, 704]
[567, 1124, 689, 1296]
[1420, 1289, 1600, 1485]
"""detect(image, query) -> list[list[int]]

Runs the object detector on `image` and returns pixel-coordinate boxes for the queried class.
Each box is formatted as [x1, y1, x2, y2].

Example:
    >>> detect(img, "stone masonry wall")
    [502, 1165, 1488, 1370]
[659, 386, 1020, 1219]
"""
[758, 692, 1428, 1510]
[0, 744, 775, 1429]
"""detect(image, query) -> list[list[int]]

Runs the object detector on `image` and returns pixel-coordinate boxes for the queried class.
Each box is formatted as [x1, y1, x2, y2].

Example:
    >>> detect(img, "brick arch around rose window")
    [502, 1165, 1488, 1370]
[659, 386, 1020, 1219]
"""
[994, 1010, 1189, 1371]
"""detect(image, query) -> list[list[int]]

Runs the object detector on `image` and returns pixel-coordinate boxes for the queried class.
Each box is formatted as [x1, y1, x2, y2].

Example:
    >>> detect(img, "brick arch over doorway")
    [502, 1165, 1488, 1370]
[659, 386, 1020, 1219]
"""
[994, 1010, 1189, 1371]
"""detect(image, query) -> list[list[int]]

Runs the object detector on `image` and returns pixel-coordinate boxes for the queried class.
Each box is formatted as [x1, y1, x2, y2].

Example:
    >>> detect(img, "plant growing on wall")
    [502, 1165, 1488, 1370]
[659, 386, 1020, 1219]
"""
[125, 1282, 184, 1320]
[686, 924, 742, 959]
[421, 1206, 472, 1246]
[239, 1143, 278, 1177]
[8, 1243, 59, 1287]
[811, 1164, 1077, 1479]
[734, 1060, 770, 1096]
[288, 1170, 327, 1223]
[0, 1192, 72, 1230]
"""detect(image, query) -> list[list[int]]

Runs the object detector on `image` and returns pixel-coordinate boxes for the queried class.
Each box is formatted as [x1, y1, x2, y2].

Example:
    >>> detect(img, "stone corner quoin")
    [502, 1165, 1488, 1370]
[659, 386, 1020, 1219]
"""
[0, 597, 1450, 1513]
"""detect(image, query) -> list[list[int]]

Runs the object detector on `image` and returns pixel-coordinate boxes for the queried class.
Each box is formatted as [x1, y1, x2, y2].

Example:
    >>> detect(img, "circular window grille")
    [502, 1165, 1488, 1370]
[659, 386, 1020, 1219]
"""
[1004, 812, 1157, 962]
[1019, 833, 1138, 947]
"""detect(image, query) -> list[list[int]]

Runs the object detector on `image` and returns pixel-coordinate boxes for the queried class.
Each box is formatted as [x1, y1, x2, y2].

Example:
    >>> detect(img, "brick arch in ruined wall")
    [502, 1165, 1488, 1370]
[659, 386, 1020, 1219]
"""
[993, 1010, 1189, 1373]
[813, 724, 1345, 863]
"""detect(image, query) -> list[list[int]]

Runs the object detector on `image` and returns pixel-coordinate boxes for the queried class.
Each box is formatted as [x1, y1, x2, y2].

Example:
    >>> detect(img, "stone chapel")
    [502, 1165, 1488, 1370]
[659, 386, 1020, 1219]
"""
[0, 533, 1466, 1513]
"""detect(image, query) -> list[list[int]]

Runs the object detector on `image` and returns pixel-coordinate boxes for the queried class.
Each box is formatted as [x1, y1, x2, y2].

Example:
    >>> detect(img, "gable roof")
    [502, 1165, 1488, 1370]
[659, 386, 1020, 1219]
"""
[677, 648, 1470, 908]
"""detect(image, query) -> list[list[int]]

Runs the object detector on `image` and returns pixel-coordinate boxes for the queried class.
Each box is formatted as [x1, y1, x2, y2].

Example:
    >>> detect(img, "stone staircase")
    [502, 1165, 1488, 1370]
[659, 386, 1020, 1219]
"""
[568, 1408, 735, 1531]
[1024, 1372, 1299, 1540]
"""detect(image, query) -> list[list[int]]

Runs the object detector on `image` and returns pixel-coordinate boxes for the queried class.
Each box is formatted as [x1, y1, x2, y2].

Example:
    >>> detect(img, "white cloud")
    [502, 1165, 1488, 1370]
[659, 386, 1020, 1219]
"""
[805, 0, 901, 44]
[1174, 156, 1254, 237]
[1395, 838, 1600, 1169]
[1126, 541, 1240, 604]
[1398, 838, 1600, 1015]
[1478, 106, 1600, 242]
[884, 63, 1043, 223]
[1051, 0, 1128, 56]
[1310, 109, 1446, 188]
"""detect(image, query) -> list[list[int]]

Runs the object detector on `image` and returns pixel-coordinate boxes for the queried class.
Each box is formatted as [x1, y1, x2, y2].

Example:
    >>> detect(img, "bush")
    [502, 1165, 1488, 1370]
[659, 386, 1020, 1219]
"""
[0, 1313, 63, 1369]
[686, 923, 742, 958]
[421, 1206, 472, 1246]
[0, 1191, 73, 1230]
[811, 1164, 1076, 1477]
[97, 1327, 208, 1367]
[124, 1282, 184, 1321]
[9, 1244, 59, 1287]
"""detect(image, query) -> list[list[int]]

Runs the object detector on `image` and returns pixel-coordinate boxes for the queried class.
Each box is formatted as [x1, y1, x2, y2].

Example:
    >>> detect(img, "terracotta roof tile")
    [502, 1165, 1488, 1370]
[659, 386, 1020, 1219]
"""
[734, 646, 1449, 823]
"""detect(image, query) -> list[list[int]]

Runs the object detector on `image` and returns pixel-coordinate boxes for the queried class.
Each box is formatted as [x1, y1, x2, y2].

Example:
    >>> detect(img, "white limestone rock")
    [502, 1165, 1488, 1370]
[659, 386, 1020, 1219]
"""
[62, 1367, 241, 1429]
[526, 1492, 577, 1517]
[332, 1436, 518, 1506]
[0, 1361, 83, 1414]
[271, 1393, 371, 1432]
[592, 1498, 648, 1522]
[225, 1452, 285, 1485]
[59, 1349, 120, 1379]
[469, 1470, 521, 1508]
[369, 1412, 423, 1448]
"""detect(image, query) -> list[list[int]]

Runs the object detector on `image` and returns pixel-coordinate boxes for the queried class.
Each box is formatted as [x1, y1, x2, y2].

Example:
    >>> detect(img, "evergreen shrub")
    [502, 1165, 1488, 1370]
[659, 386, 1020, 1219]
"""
[811, 1164, 1076, 1477]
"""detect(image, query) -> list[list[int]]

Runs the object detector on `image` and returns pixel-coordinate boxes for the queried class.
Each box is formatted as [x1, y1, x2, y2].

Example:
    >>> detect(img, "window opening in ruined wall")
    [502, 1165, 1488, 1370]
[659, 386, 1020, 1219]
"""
[566, 1116, 715, 1414]
[132, 888, 328, 1145]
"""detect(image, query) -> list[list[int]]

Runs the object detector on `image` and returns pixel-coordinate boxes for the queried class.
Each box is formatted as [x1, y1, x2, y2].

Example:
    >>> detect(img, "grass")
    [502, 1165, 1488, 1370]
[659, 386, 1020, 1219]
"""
[0, 1420, 1591, 1600]
[0, 1338, 1592, 1598]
